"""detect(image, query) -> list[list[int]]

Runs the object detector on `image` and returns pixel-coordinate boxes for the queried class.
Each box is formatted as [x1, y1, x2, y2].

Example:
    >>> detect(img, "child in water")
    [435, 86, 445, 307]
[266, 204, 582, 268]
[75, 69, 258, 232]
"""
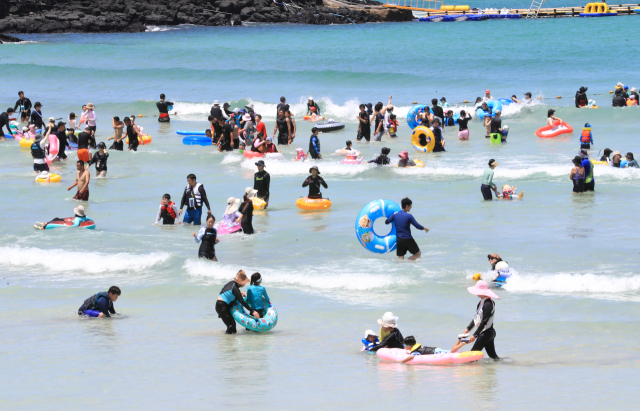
[580, 123, 593, 149]
[293, 147, 308, 161]
[386, 114, 399, 138]
[368, 147, 391, 165]
[238, 142, 246, 154]
[397, 151, 416, 168]
[246, 272, 271, 318]
[500, 184, 524, 200]
[361, 330, 379, 352]
[401, 336, 450, 362]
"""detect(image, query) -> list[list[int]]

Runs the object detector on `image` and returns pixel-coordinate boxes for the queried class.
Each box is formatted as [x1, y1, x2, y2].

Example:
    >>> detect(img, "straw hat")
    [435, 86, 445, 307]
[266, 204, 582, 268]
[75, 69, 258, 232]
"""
[86, 103, 95, 109]
[73, 205, 86, 217]
[467, 280, 500, 300]
[377, 312, 399, 328]
[225, 197, 240, 215]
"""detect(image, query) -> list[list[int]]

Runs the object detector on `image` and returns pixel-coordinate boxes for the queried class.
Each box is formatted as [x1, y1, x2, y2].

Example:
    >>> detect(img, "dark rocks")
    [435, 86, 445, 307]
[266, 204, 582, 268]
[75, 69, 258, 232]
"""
[0, 33, 23, 43]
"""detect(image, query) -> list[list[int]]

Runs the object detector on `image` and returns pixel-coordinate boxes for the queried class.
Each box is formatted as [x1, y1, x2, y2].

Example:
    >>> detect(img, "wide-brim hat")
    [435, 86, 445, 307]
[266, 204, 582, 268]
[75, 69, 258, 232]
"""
[245, 187, 258, 199]
[74, 205, 86, 217]
[225, 197, 240, 215]
[255, 160, 266, 167]
[213, 100, 220, 105]
[243, 113, 251, 121]
[245, 103, 254, 110]
[309, 166, 320, 174]
[398, 150, 408, 159]
[468, 280, 500, 299]
[86, 103, 95, 109]
[612, 151, 622, 157]
[377, 312, 399, 328]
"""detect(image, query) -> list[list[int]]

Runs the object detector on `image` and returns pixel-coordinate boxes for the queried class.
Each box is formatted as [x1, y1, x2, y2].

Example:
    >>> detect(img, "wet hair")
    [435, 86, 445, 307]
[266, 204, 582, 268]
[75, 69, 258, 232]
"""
[70, 112, 76, 119]
[381, 147, 390, 155]
[345, 140, 352, 146]
[283, 104, 290, 111]
[113, 116, 119, 121]
[187, 173, 196, 180]
[374, 102, 383, 111]
[512, 95, 517, 98]
[311, 127, 318, 134]
[488, 159, 496, 166]
[239, 142, 246, 148]
[205, 129, 212, 135]
[475, 97, 482, 103]
[573, 156, 582, 166]
[163, 194, 171, 200]
[525, 92, 532, 98]
[206, 214, 215, 222]
[256, 114, 262, 120]
[460, 110, 466, 116]
[627, 152, 634, 160]
[431, 98, 438, 105]
[250, 272, 262, 285]
[403, 336, 416, 346]
[390, 114, 396, 120]
[359, 104, 365, 109]
[77, 160, 84, 166]
[401, 197, 412, 209]
[547, 109, 555, 117]
[124, 116, 131, 123]
[236, 271, 248, 282]
[603, 148, 612, 157]
[433, 118, 440, 124]
[280, 96, 286, 102]
[108, 286, 121, 296]
[160, 93, 165, 99]
[7, 108, 14, 113]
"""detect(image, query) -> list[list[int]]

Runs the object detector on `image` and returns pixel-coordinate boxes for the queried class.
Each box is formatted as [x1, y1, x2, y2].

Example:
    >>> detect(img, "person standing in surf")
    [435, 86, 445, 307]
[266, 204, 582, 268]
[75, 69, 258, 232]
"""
[384, 197, 429, 261]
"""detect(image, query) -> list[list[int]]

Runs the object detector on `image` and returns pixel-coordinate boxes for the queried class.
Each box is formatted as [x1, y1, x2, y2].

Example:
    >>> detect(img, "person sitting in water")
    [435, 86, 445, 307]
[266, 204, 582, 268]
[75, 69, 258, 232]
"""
[397, 150, 416, 168]
[157, 93, 173, 122]
[155, 194, 180, 225]
[34, 205, 90, 230]
[361, 330, 380, 352]
[442, 110, 456, 127]
[193, 214, 219, 261]
[246, 272, 271, 318]
[250, 132, 267, 153]
[400, 336, 449, 362]
[370, 312, 404, 352]
[575, 86, 588, 108]
[293, 147, 308, 162]
[623, 152, 639, 168]
[219, 197, 241, 229]
[431, 118, 446, 152]
[264, 136, 279, 153]
[511, 95, 522, 104]
[302, 166, 327, 199]
[610, 151, 622, 168]
[580, 123, 593, 149]
[308, 127, 321, 160]
[547, 109, 562, 127]
[612, 89, 626, 107]
[368, 147, 391, 165]
[78, 286, 121, 318]
[307, 97, 321, 117]
[238, 142, 246, 154]
[500, 184, 524, 200]
[626, 95, 638, 106]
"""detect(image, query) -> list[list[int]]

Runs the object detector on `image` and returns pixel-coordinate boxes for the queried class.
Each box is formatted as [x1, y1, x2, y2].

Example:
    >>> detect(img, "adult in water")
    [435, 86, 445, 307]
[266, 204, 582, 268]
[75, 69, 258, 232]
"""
[368, 147, 391, 165]
[237, 187, 257, 234]
[193, 214, 219, 261]
[431, 98, 444, 124]
[307, 97, 321, 116]
[481, 159, 500, 200]
[579, 149, 595, 192]
[253, 160, 270, 208]
[457, 110, 472, 140]
[123, 117, 141, 152]
[431, 118, 446, 152]
[76, 125, 94, 163]
[570, 156, 585, 193]
[31, 133, 50, 174]
[370, 312, 404, 352]
[179, 173, 212, 225]
[302, 166, 327, 199]
[490, 110, 504, 142]
[273, 108, 291, 145]
[575, 86, 588, 108]
[456, 280, 500, 360]
[14, 91, 32, 123]
[157, 93, 174, 122]
[384, 197, 429, 261]
[34, 205, 90, 230]
[68, 160, 91, 201]
[216, 270, 260, 334]
[0, 108, 15, 140]
[78, 286, 121, 318]
[30, 101, 44, 129]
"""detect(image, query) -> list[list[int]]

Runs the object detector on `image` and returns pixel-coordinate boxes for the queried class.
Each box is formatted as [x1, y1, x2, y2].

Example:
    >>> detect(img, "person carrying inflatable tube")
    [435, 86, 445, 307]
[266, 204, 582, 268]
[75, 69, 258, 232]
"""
[406, 104, 433, 130]
[384, 197, 429, 261]
[78, 286, 121, 318]
[216, 270, 260, 334]
[580, 123, 593, 149]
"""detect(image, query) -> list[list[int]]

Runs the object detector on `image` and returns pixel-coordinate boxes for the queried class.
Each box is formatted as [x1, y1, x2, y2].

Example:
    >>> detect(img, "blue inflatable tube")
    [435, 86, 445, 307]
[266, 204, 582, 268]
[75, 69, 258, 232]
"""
[177, 130, 206, 136]
[182, 136, 211, 146]
[497, 98, 512, 106]
[406, 105, 433, 130]
[231, 302, 278, 332]
[84, 310, 101, 317]
[355, 199, 402, 254]
[476, 100, 503, 119]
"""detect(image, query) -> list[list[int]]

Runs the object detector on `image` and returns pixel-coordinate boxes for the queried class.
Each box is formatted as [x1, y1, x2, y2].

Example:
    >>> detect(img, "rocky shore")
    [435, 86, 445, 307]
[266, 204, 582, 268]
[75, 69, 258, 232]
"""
[0, 0, 413, 34]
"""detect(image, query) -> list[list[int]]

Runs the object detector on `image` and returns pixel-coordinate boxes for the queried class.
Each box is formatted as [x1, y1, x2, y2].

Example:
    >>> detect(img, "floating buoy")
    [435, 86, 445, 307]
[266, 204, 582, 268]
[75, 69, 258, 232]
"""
[609, 90, 614, 94]
[138, 114, 143, 117]
[463, 100, 469, 103]
[557, 96, 562, 99]
[412, 101, 418, 104]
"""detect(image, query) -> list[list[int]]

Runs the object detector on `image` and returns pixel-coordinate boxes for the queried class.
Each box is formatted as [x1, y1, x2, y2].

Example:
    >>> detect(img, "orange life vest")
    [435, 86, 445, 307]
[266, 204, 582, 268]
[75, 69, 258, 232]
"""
[627, 99, 637, 106]
[160, 201, 177, 219]
[580, 128, 592, 143]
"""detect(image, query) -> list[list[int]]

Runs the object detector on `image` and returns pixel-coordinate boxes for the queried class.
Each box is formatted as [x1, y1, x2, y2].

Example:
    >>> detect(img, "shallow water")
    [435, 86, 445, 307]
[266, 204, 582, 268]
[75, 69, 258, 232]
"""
[1, 19, 640, 410]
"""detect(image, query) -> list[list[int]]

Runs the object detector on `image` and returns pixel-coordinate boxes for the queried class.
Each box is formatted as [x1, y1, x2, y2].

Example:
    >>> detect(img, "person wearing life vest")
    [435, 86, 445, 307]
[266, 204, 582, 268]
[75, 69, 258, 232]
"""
[31, 132, 50, 173]
[579, 149, 595, 192]
[78, 286, 121, 318]
[361, 330, 380, 352]
[575, 86, 588, 108]
[157, 93, 174, 122]
[179, 173, 212, 226]
[155, 193, 180, 225]
[456, 280, 500, 359]
[626, 95, 638, 106]
[580, 123, 593, 149]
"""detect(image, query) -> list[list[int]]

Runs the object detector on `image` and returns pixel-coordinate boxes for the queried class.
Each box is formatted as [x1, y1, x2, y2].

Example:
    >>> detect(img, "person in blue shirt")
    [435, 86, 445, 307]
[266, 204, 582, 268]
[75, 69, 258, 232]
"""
[246, 272, 271, 317]
[385, 197, 429, 260]
[579, 149, 595, 192]
[308, 127, 321, 160]
[362, 330, 380, 352]
[216, 270, 260, 334]
[77, 286, 121, 318]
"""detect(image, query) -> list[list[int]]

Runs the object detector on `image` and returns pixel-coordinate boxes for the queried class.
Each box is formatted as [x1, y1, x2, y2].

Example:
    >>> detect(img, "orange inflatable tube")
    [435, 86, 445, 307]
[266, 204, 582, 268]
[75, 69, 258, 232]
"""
[535, 120, 574, 138]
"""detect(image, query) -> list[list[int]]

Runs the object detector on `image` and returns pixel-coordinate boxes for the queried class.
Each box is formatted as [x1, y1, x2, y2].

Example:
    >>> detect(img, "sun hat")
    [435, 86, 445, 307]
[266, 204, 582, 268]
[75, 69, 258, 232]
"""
[213, 100, 220, 105]
[616, 82, 623, 87]
[377, 312, 399, 328]
[34, 133, 44, 141]
[364, 329, 378, 338]
[255, 160, 266, 167]
[22, 126, 28, 132]
[297, 147, 304, 152]
[309, 165, 320, 174]
[48, 117, 55, 122]
[242, 113, 251, 121]
[612, 150, 621, 157]
[494, 109, 501, 114]
[245, 187, 258, 199]
[467, 280, 500, 299]
[579, 149, 589, 159]
[398, 150, 408, 159]
[73, 205, 86, 217]
[631, 87, 637, 92]
[233, 107, 241, 113]
[225, 197, 240, 215]
[308, 96, 314, 100]
[86, 103, 95, 109]
[495, 261, 509, 272]
[245, 103, 254, 110]
[485, 89, 490, 93]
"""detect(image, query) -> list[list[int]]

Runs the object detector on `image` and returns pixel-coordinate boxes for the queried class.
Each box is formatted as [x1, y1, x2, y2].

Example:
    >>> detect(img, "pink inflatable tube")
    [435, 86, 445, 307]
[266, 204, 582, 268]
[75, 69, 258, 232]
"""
[214, 221, 242, 235]
[376, 348, 484, 365]
[45, 135, 59, 165]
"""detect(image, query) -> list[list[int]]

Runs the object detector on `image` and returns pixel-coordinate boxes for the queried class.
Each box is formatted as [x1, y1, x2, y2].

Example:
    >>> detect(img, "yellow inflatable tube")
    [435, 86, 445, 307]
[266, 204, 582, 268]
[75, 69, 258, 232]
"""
[396, 159, 425, 168]
[19, 138, 34, 148]
[36, 173, 61, 183]
[296, 197, 332, 210]
[252, 197, 267, 210]
[411, 126, 435, 153]
[125, 135, 152, 144]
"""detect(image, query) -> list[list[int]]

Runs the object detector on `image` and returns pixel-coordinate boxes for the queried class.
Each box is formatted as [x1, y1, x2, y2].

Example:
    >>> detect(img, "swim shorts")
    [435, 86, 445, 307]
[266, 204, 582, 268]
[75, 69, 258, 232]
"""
[183, 208, 202, 225]
[397, 237, 420, 256]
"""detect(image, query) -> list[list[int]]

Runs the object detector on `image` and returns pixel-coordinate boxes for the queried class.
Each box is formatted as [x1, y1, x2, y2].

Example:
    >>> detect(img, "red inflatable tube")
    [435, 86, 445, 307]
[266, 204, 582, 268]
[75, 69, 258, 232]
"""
[535, 120, 574, 138]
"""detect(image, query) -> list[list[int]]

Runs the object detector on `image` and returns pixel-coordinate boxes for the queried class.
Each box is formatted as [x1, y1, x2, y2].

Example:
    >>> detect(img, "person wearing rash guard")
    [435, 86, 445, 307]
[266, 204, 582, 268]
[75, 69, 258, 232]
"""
[0, 108, 15, 140]
[77, 286, 121, 318]
[302, 166, 327, 199]
[307, 97, 321, 116]
[238, 188, 257, 234]
[457, 110, 472, 140]
[490, 110, 504, 143]
[385, 197, 429, 260]
[361, 330, 380, 352]
[579, 149, 595, 191]
[179, 173, 211, 225]
[34, 205, 90, 230]
[216, 270, 260, 334]
[53, 122, 70, 160]
[356, 104, 371, 142]
[455, 281, 500, 360]
[276, 96, 287, 116]
[368, 147, 391, 165]
[246, 272, 271, 318]
[157, 93, 174, 122]
[575, 86, 588, 108]
[397, 151, 416, 168]
[14, 91, 32, 122]
[612, 90, 626, 107]
[370, 312, 404, 352]
[431, 98, 445, 124]
[308, 127, 321, 159]
[31, 133, 50, 173]
[217, 118, 233, 152]
[123, 117, 140, 152]
[193, 214, 219, 261]
[30, 102, 44, 129]
[210, 100, 223, 121]
[273, 109, 290, 145]
[431, 119, 446, 152]
[155, 193, 180, 225]
[253, 160, 270, 208]
[442, 110, 456, 127]
[88, 142, 109, 177]
[372, 102, 387, 142]
[481, 159, 500, 200]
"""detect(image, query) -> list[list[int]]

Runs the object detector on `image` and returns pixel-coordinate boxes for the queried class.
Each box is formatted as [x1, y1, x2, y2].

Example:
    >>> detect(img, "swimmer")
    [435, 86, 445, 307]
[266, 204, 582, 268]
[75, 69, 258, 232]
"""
[362, 330, 380, 352]
[511, 95, 522, 104]
[307, 96, 321, 117]
[356, 104, 371, 142]
[155, 194, 180, 225]
[483, 89, 493, 101]
[368, 147, 391, 165]
[34, 205, 90, 230]
[193, 214, 219, 261]
[624, 152, 639, 168]
[293, 147, 308, 161]
[343, 140, 356, 152]
[500, 184, 524, 200]
[397, 150, 416, 168]
[238, 142, 246, 154]
[438, 97, 451, 108]
[246, 272, 271, 318]
[547, 109, 562, 127]
[88, 142, 108, 177]
[302, 166, 328, 199]
[580, 123, 593, 149]
[77, 286, 121, 318]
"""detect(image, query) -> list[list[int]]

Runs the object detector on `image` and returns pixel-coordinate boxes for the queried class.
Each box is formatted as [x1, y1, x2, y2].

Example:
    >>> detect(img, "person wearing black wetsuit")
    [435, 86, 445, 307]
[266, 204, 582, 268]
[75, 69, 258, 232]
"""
[432, 120, 446, 152]
[370, 312, 404, 352]
[30, 102, 44, 129]
[217, 118, 233, 151]
[302, 166, 328, 199]
[215, 271, 259, 334]
[77, 286, 121, 318]
[368, 147, 391, 165]
[157, 93, 173, 122]
[88, 142, 109, 177]
[210, 101, 223, 121]
[54, 122, 69, 160]
[194, 215, 218, 261]
[462, 282, 499, 359]
[14, 91, 32, 122]
[276, 96, 287, 117]
[357, 104, 371, 142]
[211, 116, 223, 146]
[0, 108, 15, 139]
[307, 97, 321, 116]
[575, 86, 588, 108]
[253, 160, 270, 208]
[123, 117, 139, 151]
[431, 98, 445, 123]
[274, 109, 290, 145]
[239, 189, 256, 234]
[612, 90, 626, 107]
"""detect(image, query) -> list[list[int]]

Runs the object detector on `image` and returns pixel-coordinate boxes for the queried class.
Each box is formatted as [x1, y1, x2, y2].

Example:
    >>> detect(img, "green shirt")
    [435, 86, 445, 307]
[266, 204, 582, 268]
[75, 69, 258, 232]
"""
[483, 168, 496, 189]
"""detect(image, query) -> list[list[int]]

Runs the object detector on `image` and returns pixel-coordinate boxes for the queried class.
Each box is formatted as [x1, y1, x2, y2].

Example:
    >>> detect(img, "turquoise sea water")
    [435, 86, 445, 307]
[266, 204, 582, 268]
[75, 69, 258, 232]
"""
[2, 19, 640, 410]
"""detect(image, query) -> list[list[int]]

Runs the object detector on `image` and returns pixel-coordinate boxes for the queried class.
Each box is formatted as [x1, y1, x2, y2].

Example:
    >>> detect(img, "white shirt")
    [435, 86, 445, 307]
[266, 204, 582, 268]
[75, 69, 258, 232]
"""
[85, 110, 97, 127]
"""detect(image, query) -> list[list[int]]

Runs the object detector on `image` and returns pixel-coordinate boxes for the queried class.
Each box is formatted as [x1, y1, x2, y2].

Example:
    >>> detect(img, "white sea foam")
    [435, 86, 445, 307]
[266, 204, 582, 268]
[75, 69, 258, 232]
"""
[221, 153, 244, 164]
[504, 272, 640, 295]
[0, 246, 170, 274]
